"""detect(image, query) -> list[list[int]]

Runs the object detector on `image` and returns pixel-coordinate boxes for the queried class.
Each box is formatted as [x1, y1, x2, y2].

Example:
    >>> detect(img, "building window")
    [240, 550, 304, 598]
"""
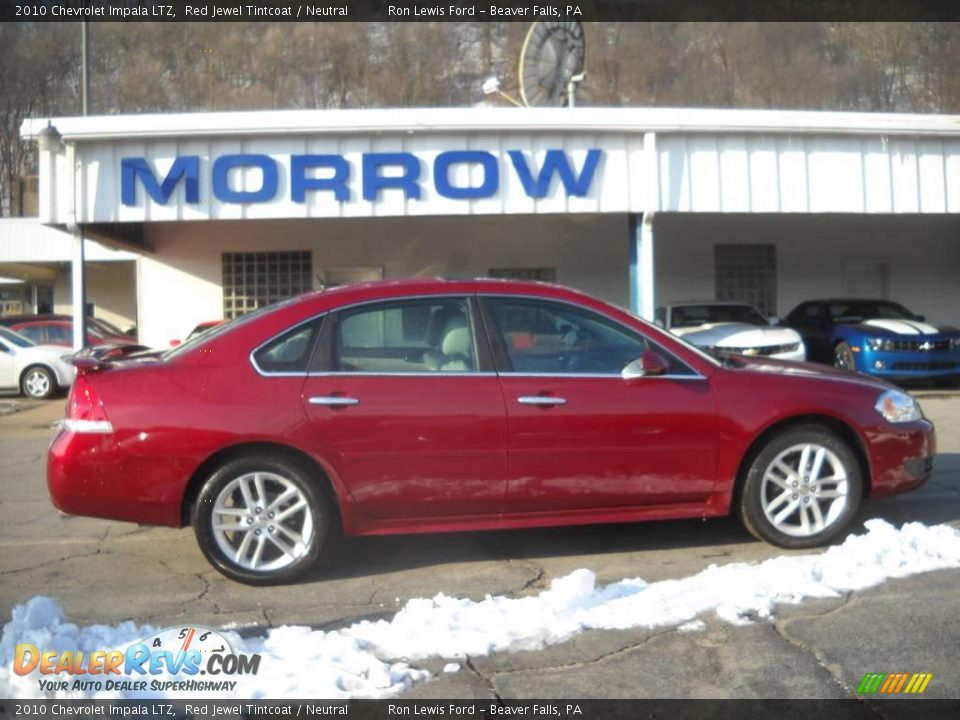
[222, 251, 312, 320]
[714, 244, 777, 316]
[489, 268, 557, 282]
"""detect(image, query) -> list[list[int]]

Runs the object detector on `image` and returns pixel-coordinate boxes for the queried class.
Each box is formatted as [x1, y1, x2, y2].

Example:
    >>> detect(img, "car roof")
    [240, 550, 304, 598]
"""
[0, 314, 71, 324]
[307, 276, 592, 303]
[799, 299, 902, 305]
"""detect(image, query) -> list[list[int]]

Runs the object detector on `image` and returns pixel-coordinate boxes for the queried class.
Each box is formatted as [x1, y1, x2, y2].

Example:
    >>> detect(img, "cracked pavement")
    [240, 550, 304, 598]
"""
[0, 394, 958, 699]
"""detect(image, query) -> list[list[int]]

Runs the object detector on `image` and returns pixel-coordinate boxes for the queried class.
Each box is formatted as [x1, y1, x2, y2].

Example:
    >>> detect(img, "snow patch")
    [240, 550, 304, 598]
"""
[2, 520, 959, 699]
[676, 620, 706, 633]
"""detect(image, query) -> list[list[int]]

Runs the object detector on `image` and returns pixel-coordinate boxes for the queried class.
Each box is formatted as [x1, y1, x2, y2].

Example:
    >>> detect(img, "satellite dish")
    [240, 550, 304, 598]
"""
[518, 21, 585, 107]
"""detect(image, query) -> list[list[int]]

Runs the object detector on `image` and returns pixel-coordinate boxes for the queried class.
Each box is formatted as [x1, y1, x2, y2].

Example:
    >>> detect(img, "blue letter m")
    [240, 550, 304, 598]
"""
[121, 156, 200, 206]
[508, 149, 601, 199]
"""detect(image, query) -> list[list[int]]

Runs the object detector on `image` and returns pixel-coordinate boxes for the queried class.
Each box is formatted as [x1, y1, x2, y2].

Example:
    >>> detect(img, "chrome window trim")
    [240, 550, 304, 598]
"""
[479, 293, 710, 380]
[250, 291, 709, 381]
[249, 313, 328, 378]
[499, 372, 708, 381]
[307, 371, 499, 378]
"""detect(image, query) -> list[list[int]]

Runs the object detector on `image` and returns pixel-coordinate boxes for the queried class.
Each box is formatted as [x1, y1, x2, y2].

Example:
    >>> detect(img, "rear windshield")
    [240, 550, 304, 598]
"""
[162, 296, 306, 361]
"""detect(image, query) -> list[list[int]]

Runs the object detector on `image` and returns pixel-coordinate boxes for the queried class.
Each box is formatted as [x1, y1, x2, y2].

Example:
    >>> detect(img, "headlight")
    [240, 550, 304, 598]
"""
[952, 338, 960, 350]
[866, 337, 894, 352]
[875, 389, 922, 423]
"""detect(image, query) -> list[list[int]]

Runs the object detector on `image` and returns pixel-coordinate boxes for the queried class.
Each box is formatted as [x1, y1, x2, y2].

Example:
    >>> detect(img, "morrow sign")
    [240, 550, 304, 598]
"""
[120, 149, 603, 206]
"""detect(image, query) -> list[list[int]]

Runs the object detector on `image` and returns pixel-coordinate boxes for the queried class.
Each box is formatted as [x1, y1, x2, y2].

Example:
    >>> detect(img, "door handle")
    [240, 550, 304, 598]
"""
[517, 396, 566, 406]
[308, 396, 360, 406]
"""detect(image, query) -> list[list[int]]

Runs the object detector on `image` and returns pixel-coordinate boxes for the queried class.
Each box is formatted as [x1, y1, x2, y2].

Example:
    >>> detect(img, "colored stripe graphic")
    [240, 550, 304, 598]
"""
[857, 673, 885, 694]
[857, 672, 932, 695]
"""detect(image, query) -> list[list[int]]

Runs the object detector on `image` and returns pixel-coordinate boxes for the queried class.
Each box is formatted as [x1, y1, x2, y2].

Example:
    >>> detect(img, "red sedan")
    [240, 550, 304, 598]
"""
[48, 279, 935, 584]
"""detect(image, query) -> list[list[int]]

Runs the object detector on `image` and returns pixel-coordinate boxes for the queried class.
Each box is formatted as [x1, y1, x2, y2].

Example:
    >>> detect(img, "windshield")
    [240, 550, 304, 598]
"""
[670, 304, 768, 328]
[0, 326, 36, 348]
[827, 301, 916, 322]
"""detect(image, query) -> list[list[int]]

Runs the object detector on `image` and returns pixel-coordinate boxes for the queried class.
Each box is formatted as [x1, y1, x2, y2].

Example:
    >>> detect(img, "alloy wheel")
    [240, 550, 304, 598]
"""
[24, 369, 52, 399]
[211, 471, 315, 572]
[759, 443, 849, 538]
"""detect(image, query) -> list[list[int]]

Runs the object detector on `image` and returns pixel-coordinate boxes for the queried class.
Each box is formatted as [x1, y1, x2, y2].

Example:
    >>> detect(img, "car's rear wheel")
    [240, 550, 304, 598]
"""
[738, 425, 863, 549]
[833, 341, 856, 371]
[193, 455, 333, 585]
[21, 365, 56, 400]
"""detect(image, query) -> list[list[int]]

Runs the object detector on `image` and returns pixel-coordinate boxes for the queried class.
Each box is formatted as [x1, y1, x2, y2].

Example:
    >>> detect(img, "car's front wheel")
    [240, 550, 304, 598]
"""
[738, 425, 863, 549]
[193, 455, 333, 585]
[21, 365, 56, 400]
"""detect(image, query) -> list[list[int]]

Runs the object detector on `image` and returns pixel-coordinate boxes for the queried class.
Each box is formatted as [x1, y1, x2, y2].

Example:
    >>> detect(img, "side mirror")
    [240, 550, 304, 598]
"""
[768, 315, 780, 326]
[622, 350, 671, 380]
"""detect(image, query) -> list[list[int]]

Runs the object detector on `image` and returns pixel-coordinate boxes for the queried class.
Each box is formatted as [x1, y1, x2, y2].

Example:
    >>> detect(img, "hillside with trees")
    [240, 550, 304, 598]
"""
[2, 21, 959, 215]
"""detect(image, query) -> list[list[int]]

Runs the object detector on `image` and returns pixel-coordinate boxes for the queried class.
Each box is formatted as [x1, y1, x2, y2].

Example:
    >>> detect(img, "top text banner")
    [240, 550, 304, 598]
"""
[3, 0, 960, 22]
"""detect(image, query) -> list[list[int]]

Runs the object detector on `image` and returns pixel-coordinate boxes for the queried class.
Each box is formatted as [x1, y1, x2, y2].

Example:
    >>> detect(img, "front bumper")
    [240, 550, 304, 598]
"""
[855, 346, 960, 379]
[865, 418, 936, 498]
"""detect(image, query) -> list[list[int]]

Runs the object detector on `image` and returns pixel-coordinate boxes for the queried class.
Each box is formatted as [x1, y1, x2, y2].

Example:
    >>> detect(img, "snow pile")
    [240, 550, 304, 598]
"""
[2, 519, 959, 699]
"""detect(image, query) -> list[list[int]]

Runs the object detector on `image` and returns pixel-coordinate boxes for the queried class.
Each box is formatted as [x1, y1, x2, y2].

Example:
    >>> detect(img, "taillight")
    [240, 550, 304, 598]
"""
[62, 375, 113, 434]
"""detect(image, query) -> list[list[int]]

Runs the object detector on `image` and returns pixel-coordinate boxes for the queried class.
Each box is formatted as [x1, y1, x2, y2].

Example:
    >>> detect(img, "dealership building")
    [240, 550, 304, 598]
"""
[6, 107, 960, 349]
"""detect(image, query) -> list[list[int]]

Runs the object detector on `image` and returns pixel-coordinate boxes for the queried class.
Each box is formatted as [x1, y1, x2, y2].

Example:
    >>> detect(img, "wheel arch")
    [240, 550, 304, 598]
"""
[732, 414, 874, 510]
[19, 363, 59, 395]
[180, 441, 343, 527]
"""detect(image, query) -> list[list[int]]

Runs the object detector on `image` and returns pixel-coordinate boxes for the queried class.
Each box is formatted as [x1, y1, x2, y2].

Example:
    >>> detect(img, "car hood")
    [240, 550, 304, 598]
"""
[722, 355, 897, 391]
[852, 319, 960, 337]
[675, 323, 801, 347]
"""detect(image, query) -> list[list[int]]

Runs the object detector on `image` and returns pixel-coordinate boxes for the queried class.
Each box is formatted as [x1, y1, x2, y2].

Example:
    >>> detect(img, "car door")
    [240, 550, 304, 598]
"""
[300, 296, 508, 521]
[480, 295, 719, 514]
[0, 338, 16, 389]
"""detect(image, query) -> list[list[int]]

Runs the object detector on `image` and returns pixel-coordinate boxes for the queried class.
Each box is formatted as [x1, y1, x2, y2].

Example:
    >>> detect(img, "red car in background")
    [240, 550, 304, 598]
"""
[0, 314, 137, 348]
[48, 279, 935, 584]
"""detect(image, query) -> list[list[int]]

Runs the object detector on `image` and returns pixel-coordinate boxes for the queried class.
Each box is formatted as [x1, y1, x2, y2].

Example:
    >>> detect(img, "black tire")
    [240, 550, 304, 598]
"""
[21, 365, 57, 400]
[738, 425, 863, 549]
[192, 454, 334, 585]
[833, 341, 856, 372]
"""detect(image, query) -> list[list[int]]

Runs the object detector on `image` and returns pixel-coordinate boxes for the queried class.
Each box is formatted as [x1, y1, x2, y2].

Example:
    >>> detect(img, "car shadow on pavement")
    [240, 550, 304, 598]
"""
[302, 452, 960, 585]
[308, 515, 757, 584]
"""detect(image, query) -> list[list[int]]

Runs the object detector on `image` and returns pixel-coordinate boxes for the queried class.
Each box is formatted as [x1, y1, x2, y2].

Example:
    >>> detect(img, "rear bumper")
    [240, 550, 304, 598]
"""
[47, 429, 182, 526]
[865, 419, 936, 498]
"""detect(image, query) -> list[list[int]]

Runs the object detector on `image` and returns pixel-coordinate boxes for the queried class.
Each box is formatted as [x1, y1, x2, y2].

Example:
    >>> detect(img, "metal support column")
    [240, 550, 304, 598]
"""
[71, 228, 87, 351]
[629, 212, 656, 321]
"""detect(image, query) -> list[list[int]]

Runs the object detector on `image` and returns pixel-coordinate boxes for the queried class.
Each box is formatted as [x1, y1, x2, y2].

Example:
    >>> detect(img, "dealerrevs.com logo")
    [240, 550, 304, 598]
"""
[14, 626, 260, 694]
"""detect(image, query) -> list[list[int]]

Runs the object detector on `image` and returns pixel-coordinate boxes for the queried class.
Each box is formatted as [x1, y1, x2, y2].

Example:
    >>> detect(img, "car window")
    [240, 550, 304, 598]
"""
[0, 327, 34, 348]
[670, 304, 767, 328]
[16, 325, 46, 344]
[47, 324, 75, 343]
[486, 297, 648, 375]
[252, 318, 324, 374]
[334, 298, 476, 373]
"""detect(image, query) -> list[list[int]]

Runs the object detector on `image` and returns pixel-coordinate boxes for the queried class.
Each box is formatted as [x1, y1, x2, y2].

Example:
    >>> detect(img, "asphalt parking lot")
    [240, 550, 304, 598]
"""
[0, 391, 958, 699]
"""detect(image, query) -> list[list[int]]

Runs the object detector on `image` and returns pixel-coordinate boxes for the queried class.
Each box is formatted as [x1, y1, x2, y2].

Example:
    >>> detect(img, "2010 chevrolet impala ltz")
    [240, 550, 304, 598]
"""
[48, 279, 935, 584]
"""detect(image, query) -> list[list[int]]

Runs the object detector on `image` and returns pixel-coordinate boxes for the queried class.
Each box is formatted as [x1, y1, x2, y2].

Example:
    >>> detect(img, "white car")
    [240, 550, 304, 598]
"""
[0, 326, 76, 399]
[655, 301, 806, 362]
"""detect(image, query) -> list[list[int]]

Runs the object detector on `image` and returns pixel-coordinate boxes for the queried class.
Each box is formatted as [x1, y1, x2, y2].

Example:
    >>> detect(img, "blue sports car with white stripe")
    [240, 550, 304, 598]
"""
[785, 299, 960, 381]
